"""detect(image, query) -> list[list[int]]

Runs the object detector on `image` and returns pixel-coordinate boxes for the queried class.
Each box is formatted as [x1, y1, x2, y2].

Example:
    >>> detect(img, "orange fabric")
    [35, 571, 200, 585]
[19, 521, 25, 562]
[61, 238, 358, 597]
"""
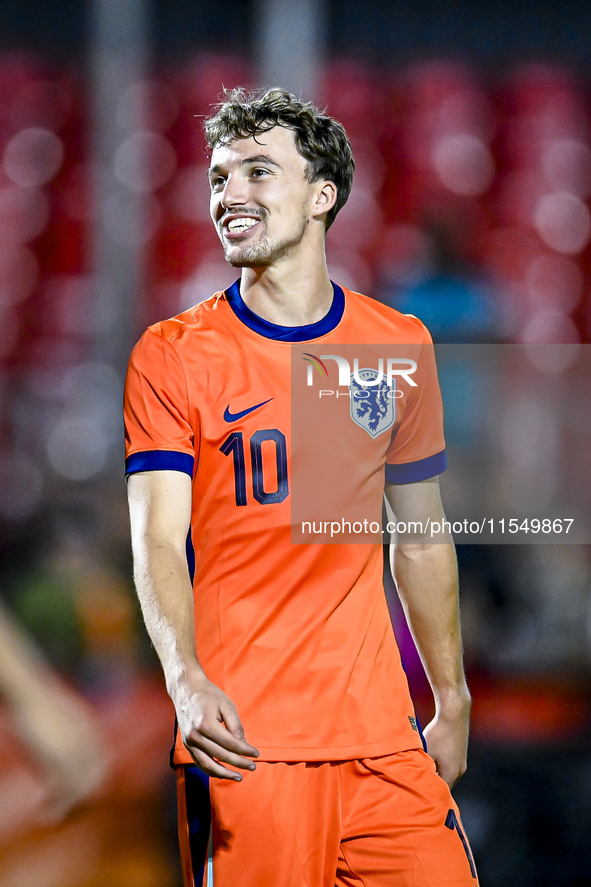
[124, 287, 445, 763]
[178, 750, 478, 887]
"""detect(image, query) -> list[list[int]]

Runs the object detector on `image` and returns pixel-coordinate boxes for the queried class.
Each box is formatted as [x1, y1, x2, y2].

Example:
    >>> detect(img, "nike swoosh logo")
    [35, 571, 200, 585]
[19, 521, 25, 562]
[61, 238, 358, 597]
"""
[223, 398, 273, 422]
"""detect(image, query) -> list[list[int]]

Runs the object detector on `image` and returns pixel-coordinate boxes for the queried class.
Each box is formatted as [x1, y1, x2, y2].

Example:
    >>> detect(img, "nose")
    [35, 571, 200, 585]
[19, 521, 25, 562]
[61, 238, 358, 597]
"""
[220, 172, 249, 209]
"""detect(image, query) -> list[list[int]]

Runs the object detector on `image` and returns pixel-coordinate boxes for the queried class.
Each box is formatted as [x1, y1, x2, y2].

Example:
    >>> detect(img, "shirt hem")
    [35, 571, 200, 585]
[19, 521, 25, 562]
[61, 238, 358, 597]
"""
[171, 737, 422, 765]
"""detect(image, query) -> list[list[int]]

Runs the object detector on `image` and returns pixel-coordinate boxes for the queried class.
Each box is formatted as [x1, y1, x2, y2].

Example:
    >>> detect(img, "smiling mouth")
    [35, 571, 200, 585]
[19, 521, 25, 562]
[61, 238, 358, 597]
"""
[225, 217, 260, 235]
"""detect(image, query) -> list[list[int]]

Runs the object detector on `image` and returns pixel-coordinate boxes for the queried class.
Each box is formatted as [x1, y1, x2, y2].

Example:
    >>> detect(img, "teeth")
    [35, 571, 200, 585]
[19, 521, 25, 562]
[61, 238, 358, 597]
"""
[227, 218, 258, 232]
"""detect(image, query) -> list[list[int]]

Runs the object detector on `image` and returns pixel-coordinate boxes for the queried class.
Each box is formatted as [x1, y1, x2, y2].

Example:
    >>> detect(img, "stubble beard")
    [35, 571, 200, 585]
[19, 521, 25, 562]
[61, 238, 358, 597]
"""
[222, 202, 310, 268]
[224, 234, 294, 268]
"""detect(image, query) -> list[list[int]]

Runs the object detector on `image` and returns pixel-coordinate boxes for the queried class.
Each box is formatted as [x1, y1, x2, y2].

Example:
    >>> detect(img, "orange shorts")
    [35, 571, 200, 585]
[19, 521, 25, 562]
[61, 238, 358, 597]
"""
[176, 748, 478, 887]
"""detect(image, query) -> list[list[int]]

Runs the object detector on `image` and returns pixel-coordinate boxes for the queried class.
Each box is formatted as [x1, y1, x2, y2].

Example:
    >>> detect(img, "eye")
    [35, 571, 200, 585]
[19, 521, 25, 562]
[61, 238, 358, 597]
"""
[251, 167, 270, 179]
[209, 175, 226, 191]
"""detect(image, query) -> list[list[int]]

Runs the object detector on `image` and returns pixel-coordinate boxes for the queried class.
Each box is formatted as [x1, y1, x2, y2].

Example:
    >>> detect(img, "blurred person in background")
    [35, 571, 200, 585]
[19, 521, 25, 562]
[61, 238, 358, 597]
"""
[125, 87, 477, 887]
[377, 217, 503, 344]
[0, 601, 109, 826]
[0, 499, 185, 887]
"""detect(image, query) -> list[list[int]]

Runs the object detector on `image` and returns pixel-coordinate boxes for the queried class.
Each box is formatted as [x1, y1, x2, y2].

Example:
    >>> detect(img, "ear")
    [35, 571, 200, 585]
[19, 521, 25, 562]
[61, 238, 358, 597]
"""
[311, 180, 337, 221]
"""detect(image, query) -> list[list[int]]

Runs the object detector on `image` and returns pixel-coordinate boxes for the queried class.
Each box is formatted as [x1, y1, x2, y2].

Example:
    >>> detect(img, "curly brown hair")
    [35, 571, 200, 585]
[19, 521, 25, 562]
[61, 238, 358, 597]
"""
[204, 87, 355, 230]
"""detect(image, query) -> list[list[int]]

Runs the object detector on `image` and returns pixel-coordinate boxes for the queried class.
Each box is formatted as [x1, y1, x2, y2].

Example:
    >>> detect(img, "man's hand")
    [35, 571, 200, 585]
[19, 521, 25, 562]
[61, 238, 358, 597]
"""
[423, 691, 471, 788]
[173, 670, 259, 781]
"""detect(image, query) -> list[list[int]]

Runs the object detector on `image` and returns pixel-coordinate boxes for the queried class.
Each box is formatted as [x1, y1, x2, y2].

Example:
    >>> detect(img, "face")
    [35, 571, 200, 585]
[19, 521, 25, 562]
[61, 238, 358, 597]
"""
[208, 126, 325, 268]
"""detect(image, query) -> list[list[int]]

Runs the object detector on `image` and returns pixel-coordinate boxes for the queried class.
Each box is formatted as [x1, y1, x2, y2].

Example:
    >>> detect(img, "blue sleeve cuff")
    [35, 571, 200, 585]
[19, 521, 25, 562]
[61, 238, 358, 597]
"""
[385, 450, 447, 484]
[125, 450, 194, 477]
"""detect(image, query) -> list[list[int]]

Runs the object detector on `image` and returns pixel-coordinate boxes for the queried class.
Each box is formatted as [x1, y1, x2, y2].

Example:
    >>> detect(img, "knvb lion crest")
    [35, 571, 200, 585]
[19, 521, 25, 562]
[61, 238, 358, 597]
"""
[349, 368, 396, 438]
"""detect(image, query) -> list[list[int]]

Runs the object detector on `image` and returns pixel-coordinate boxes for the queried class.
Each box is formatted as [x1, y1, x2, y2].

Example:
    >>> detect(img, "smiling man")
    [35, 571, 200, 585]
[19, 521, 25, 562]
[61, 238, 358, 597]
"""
[124, 88, 476, 887]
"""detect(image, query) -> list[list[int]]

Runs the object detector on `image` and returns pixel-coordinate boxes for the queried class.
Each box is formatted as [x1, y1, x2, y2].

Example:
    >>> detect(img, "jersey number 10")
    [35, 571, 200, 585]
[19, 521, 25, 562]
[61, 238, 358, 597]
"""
[220, 429, 289, 506]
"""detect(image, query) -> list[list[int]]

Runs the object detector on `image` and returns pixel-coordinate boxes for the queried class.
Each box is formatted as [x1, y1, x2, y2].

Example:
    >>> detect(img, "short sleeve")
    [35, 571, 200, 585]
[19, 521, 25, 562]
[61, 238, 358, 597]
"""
[385, 326, 446, 484]
[124, 329, 196, 478]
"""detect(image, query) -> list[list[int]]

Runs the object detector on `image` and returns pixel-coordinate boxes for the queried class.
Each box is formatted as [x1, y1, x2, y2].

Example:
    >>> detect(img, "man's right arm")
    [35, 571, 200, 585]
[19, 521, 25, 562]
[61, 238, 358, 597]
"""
[127, 469, 258, 780]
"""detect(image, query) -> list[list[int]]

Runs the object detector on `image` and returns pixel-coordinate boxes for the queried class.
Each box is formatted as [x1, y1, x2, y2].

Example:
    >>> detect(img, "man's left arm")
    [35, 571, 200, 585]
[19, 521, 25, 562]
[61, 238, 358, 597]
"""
[385, 476, 471, 788]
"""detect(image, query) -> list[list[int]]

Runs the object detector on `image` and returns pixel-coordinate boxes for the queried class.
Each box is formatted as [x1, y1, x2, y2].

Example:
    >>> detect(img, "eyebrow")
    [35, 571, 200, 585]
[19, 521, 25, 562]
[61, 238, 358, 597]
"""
[208, 154, 282, 177]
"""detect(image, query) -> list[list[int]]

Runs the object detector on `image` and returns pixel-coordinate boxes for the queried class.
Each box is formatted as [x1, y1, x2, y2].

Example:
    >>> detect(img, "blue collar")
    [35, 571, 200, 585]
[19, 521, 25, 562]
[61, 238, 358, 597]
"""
[225, 279, 345, 342]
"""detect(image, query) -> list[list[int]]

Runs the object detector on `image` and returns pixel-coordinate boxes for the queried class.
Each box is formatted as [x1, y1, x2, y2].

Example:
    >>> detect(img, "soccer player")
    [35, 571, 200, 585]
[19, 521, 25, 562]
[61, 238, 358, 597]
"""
[125, 87, 476, 886]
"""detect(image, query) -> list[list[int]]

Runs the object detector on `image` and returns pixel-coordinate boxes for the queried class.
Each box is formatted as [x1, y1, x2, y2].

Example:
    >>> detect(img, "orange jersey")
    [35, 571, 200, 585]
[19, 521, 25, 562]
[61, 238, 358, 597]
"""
[124, 282, 446, 764]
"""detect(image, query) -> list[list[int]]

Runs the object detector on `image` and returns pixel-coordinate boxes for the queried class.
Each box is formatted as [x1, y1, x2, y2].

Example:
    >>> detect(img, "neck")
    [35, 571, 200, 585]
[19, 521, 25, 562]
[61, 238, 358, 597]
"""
[238, 247, 334, 326]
